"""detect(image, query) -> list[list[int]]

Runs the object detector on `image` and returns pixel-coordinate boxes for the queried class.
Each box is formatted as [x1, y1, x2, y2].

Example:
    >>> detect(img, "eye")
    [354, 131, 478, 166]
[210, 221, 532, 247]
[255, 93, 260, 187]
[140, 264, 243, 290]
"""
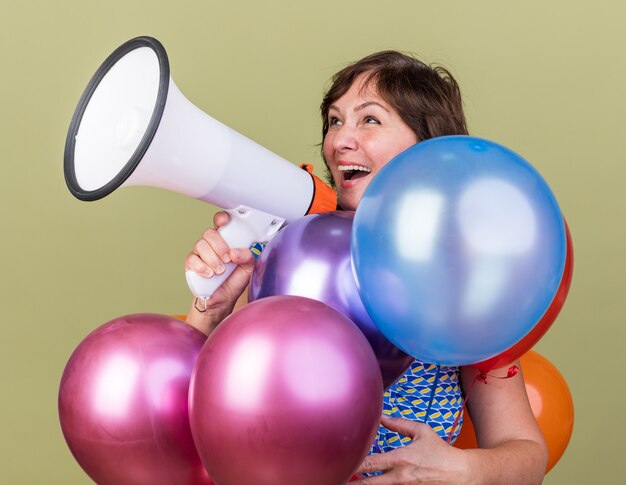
[328, 116, 342, 126]
[364, 115, 380, 125]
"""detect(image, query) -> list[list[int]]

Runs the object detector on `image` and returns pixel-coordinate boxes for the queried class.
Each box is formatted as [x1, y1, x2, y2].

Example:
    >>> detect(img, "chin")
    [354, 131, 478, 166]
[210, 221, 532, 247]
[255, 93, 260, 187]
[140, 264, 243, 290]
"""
[338, 198, 358, 211]
[337, 189, 364, 211]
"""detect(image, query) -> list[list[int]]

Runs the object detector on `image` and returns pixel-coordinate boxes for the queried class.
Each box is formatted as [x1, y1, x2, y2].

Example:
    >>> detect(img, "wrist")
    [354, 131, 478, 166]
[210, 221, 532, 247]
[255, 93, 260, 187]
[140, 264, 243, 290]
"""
[185, 300, 233, 336]
[453, 448, 478, 485]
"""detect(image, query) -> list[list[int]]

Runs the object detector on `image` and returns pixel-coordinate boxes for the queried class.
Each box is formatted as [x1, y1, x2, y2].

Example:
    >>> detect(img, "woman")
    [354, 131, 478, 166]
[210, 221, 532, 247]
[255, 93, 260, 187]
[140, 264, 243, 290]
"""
[185, 51, 548, 484]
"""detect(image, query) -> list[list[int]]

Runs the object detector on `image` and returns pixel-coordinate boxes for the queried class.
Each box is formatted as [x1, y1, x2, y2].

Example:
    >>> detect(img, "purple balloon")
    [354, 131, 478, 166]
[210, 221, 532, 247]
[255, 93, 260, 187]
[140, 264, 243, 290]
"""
[189, 295, 382, 485]
[58, 314, 213, 485]
[249, 211, 412, 388]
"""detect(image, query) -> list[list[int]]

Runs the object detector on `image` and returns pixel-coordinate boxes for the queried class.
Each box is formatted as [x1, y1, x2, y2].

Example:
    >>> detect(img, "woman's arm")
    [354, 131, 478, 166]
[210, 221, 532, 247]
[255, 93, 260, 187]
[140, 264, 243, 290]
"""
[185, 284, 251, 336]
[458, 362, 548, 484]
[353, 363, 547, 484]
[184, 211, 256, 336]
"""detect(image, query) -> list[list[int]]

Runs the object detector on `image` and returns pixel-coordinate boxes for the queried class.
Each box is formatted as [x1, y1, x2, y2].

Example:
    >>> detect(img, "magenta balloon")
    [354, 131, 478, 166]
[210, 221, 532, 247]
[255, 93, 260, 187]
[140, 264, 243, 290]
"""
[249, 211, 412, 388]
[189, 295, 383, 485]
[58, 314, 213, 485]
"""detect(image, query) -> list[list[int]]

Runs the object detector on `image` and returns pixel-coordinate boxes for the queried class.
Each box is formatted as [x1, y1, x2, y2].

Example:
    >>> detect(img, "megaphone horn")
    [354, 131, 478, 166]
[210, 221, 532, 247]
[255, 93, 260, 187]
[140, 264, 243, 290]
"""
[64, 36, 336, 300]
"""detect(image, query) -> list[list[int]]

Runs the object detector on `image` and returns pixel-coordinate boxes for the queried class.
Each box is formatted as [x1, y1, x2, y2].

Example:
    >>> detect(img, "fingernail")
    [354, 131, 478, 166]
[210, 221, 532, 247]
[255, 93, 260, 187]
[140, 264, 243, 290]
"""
[215, 264, 225, 274]
[204, 268, 214, 278]
[222, 253, 231, 263]
[231, 249, 241, 259]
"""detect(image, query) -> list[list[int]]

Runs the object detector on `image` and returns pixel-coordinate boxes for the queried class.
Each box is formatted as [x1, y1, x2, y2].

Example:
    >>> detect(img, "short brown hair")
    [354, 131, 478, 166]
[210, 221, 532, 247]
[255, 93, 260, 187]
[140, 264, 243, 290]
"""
[321, 50, 468, 170]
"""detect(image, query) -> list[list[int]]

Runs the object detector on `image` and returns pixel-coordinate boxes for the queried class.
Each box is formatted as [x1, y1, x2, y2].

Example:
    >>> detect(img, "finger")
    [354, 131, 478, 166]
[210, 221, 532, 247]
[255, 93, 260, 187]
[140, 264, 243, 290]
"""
[374, 469, 421, 485]
[217, 264, 254, 299]
[355, 451, 396, 474]
[213, 211, 230, 228]
[201, 228, 232, 267]
[184, 252, 215, 279]
[230, 247, 257, 266]
[380, 416, 423, 440]
[348, 470, 408, 485]
[351, 471, 397, 485]
[193, 237, 229, 275]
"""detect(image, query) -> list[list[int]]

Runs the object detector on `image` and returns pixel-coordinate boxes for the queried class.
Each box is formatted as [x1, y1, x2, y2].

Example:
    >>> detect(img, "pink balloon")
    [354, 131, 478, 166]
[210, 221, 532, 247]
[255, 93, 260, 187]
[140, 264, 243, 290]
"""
[58, 314, 213, 485]
[189, 296, 383, 485]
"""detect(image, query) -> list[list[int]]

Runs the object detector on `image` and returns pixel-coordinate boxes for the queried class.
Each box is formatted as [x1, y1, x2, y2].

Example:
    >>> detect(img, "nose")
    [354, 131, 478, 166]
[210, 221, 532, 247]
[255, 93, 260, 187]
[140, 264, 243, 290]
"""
[332, 124, 358, 152]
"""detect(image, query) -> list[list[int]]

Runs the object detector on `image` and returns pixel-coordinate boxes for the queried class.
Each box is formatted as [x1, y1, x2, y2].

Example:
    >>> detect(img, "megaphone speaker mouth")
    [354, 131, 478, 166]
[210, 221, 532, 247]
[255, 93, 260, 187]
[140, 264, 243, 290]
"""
[64, 36, 170, 201]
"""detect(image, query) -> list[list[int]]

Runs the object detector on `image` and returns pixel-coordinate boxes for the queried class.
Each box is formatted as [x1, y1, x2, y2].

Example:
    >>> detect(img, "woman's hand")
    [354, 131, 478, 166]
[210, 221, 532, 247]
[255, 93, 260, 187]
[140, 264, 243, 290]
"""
[184, 211, 256, 335]
[353, 364, 548, 485]
[352, 416, 468, 485]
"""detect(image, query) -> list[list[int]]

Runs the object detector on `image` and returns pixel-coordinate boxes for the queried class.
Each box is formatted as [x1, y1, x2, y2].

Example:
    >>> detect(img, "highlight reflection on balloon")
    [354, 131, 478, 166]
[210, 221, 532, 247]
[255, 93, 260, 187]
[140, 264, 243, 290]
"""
[454, 350, 574, 473]
[352, 136, 567, 365]
[189, 295, 383, 485]
[249, 211, 412, 388]
[58, 314, 212, 485]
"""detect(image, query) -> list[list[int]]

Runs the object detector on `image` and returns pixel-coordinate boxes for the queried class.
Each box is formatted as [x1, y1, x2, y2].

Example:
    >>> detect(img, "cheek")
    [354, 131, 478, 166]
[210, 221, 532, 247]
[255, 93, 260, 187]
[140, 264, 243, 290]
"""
[397, 131, 419, 154]
[322, 136, 333, 161]
[374, 135, 417, 167]
[365, 140, 398, 169]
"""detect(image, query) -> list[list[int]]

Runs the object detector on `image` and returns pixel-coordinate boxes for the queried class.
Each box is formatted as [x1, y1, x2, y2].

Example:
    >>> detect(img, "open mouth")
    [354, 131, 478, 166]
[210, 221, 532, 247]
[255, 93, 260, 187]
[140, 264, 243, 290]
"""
[339, 165, 372, 181]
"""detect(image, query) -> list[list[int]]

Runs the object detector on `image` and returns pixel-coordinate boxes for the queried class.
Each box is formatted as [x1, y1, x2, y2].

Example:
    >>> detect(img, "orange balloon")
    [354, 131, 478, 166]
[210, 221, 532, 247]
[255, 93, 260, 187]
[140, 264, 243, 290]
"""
[172, 314, 187, 321]
[454, 350, 574, 473]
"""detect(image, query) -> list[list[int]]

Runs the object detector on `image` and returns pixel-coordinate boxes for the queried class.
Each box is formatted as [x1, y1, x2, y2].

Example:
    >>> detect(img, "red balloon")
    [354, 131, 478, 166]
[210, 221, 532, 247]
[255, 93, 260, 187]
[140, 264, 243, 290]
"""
[58, 314, 213, 485]
[473, 219, 573, 373]
[189, 296, 383, 485]
[454, 350, 574, 473]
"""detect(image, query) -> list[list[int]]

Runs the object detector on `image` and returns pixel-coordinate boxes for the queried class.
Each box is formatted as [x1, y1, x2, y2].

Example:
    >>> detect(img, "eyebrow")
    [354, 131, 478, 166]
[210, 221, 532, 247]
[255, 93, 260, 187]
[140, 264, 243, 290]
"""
[328, 101, 390, 114]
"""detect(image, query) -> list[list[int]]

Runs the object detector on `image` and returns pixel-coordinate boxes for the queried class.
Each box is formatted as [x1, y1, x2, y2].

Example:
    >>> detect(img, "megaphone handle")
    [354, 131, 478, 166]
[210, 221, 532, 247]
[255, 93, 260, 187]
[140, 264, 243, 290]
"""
[185, 206, 285, 301]
[186, 262, 236, 302]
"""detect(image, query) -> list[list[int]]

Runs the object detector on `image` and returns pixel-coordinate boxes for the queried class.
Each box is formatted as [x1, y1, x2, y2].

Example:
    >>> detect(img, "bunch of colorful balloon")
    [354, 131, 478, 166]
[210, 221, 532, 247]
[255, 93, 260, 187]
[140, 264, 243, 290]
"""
[59, 301, 384, 485]
[350, 135, 574, 469]
[58, 134, 575, 483]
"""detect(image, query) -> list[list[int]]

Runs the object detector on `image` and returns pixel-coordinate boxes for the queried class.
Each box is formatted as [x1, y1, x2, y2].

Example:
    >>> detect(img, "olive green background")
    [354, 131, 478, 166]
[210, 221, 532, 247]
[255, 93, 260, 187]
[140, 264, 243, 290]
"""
[1, 0, 623, 483]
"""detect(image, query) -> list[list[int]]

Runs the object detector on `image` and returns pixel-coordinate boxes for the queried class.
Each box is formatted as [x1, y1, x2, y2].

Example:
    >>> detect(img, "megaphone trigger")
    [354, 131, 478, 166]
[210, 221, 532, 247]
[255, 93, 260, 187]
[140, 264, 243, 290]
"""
[185, 206, 285, 300]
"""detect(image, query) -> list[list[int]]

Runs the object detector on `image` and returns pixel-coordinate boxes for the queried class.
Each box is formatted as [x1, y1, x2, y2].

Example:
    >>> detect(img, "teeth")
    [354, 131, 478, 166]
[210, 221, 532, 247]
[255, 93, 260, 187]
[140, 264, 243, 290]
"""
[338, 165, 371, 172]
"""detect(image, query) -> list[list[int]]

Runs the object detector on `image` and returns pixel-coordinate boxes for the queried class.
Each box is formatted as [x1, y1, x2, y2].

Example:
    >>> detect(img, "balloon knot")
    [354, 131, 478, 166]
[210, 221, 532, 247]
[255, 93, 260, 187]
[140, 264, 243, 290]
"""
[507, 365, 519, 378]
[480, 365, 520, 384]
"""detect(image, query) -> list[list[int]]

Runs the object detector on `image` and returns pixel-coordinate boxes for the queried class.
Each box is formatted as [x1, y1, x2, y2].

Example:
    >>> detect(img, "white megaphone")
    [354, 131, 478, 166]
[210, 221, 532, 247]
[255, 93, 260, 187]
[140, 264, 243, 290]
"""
[64, 36, 336, 301]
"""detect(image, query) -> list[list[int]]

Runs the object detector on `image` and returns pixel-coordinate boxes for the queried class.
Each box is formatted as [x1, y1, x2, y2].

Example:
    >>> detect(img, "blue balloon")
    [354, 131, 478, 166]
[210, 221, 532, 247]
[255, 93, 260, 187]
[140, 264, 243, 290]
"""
[351, 136, 566, 366]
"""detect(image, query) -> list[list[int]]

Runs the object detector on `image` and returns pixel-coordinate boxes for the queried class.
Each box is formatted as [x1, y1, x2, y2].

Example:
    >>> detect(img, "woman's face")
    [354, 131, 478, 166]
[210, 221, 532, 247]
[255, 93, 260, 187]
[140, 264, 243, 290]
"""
[323, 73, 418, 211]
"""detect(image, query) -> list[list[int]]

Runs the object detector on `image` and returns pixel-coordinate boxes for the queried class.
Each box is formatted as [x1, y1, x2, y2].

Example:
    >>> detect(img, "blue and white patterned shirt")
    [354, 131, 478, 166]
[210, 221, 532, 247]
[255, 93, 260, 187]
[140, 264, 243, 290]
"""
[371, 360, 464, 454]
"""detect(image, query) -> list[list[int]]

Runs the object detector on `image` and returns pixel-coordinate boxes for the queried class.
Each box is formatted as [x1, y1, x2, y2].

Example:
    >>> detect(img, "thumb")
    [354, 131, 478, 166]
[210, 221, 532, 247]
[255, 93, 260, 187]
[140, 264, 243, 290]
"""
[230, 247, 257, 267]
[221, 264, 253, 296]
